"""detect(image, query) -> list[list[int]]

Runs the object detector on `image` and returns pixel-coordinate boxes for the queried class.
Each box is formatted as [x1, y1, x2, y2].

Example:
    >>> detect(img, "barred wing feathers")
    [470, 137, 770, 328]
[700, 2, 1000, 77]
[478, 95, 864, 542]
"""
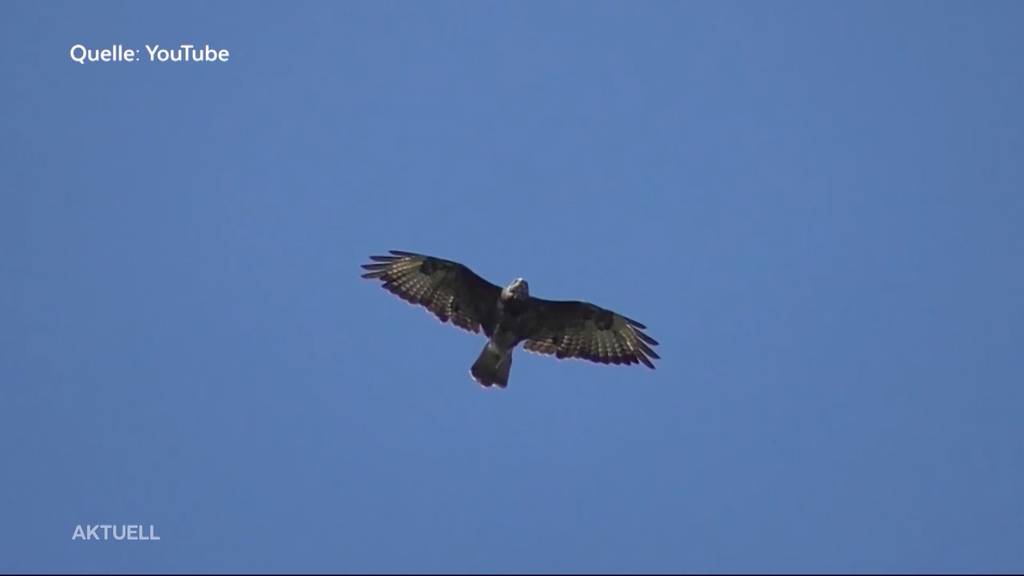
[360, 250, 501, 336]
[523, 299, 659, 368]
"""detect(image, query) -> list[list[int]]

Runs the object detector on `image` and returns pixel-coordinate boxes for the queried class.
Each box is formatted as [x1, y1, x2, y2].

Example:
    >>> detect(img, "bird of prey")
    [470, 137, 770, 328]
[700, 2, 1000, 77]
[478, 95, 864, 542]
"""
[360, 250, 659, 388]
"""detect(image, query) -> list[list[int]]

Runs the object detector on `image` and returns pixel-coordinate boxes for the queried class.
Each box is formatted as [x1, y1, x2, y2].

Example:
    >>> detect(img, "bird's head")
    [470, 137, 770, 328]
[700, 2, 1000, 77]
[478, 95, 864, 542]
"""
[501, 277, 530, 301]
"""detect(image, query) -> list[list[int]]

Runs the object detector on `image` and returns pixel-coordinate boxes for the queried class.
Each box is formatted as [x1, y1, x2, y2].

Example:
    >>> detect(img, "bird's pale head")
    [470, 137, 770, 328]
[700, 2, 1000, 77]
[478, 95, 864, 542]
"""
[501, 277, 530, 301]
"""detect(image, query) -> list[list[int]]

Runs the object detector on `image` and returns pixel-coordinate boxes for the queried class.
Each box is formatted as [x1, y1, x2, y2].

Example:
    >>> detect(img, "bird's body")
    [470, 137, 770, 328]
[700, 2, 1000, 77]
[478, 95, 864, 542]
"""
[470, 278, 531, 386]
[361, 250, 659, 388]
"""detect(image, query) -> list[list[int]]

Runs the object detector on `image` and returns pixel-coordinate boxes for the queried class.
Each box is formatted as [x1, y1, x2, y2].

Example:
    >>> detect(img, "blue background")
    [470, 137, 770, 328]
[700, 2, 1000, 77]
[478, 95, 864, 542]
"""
[3, 1, 1023, 572]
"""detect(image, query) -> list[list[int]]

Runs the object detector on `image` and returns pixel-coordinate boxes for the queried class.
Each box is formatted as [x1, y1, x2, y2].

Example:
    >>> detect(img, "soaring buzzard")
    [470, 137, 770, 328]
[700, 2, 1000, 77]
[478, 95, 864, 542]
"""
[361, 250, 659, 388]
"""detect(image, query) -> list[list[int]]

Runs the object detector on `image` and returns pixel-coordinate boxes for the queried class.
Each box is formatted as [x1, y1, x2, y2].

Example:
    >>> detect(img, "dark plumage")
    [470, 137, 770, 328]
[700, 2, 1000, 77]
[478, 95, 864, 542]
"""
[361, 250, 659, 388]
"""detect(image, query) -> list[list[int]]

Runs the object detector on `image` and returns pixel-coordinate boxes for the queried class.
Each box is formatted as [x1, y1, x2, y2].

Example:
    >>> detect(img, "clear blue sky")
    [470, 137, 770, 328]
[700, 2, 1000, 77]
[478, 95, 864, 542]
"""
[2, 1, 1022, 572]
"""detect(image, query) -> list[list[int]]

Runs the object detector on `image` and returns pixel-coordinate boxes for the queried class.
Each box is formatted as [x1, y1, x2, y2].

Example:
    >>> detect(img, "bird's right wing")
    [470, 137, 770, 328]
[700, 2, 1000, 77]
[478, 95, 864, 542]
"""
[522, 299, 659, 368]
[361, 250, 502, 336]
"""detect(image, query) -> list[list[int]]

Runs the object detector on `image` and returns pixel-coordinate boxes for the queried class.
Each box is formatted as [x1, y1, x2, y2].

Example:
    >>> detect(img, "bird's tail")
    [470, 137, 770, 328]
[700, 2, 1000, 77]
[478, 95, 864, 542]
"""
[470, 342, 512, 388]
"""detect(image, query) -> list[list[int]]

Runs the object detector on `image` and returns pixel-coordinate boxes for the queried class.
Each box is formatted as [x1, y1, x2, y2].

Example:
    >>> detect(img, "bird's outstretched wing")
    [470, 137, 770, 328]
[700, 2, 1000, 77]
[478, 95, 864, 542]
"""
[361, 250, 502, 336]
[522, 299, 659, 368]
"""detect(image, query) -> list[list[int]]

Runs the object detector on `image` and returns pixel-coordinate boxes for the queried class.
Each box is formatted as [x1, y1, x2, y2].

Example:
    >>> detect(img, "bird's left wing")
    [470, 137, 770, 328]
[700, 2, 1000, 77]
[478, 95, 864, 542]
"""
[361, 250, 502, 336]
[522, 299, 659, 368]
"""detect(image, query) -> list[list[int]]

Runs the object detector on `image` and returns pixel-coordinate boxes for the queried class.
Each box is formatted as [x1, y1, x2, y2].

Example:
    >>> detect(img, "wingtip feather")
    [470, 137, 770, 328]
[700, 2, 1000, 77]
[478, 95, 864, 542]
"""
[634, 329, 659, 347]
[388, 250, 422, 257]
[623, 316, 647, 330]
[637, 354, 656, 369]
